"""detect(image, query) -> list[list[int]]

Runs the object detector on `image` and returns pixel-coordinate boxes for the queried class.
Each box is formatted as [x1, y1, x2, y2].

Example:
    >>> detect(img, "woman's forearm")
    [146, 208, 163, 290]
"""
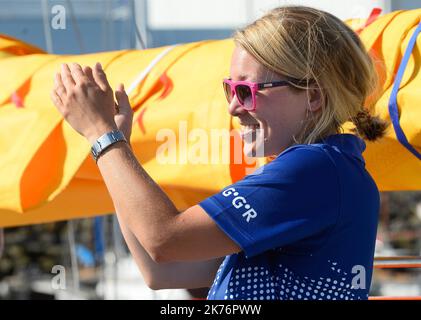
[115, 213, 162, 289]
[116, 211, 221, 290]
[94, 133, 182, 263]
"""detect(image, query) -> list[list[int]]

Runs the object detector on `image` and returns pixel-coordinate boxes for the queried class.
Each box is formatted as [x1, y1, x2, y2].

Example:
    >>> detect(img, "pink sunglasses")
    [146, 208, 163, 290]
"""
[222, 78, 303, 111]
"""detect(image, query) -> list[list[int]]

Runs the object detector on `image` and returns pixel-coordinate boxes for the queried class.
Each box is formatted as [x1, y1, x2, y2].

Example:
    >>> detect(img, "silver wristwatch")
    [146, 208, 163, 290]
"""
[91, 130, 127, 163]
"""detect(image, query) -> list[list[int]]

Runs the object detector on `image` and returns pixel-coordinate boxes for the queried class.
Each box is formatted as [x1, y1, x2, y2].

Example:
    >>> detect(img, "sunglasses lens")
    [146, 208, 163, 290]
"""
[223, 81, 254, 110]
[236, 85, 253, 109]
[223, 82, 233, 103]
[236, 85, 250, 103]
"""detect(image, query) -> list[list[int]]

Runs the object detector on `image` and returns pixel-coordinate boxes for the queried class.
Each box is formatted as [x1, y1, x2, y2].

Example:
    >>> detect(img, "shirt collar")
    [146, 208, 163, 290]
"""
[318, 133, 366, 165]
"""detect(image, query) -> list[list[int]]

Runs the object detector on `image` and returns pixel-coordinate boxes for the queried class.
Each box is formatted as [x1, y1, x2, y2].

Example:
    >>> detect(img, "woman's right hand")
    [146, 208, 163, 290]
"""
[81, 66, 134, 142]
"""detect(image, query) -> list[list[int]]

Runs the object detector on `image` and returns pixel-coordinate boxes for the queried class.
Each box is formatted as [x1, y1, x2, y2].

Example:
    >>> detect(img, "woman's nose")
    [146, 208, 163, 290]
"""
[227, 95, 248, 116]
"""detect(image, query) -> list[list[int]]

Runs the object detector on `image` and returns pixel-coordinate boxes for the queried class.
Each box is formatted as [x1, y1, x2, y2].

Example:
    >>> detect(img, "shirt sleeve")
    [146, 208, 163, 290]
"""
[199, 146, 341, 258]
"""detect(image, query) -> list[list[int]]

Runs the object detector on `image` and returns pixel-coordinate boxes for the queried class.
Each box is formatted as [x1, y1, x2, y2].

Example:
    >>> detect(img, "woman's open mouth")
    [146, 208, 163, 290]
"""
[240, 123, 261, 140]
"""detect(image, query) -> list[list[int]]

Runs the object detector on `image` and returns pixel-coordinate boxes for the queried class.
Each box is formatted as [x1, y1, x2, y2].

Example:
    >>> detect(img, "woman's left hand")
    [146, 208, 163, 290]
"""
[51, 62, 118, 144]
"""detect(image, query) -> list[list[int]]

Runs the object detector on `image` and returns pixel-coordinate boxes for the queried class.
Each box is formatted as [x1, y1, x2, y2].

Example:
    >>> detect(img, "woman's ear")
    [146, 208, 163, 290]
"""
[307, 87, 322, 112]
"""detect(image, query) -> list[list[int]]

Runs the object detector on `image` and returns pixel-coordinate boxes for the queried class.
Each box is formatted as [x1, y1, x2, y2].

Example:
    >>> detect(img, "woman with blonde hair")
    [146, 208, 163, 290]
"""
[51, 5, 387, 300]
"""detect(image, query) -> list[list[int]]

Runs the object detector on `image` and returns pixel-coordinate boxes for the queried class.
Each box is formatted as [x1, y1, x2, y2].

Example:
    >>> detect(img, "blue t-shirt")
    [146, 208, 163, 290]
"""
[199, 134, 380, 300]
